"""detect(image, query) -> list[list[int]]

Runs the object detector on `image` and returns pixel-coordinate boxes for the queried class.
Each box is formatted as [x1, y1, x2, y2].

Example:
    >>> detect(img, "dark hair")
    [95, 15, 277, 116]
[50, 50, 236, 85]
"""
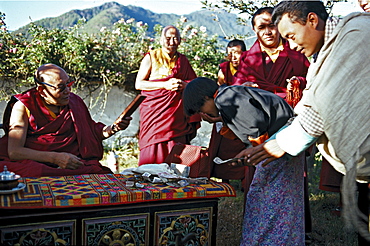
[251, 7, 274, 27]
[227, 39, 246, 52]
[272, 1, 328, 26]
[183, 77, 219, 116]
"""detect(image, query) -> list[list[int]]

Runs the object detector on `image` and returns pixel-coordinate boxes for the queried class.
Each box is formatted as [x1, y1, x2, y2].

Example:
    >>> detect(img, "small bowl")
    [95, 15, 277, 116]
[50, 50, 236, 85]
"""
[0, 178, 20, 190]
[0, 166, 21, 190]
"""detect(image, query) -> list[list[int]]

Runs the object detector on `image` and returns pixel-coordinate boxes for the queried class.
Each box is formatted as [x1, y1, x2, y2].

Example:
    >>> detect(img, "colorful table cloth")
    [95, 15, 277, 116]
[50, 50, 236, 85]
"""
[0, 174, 235, 209]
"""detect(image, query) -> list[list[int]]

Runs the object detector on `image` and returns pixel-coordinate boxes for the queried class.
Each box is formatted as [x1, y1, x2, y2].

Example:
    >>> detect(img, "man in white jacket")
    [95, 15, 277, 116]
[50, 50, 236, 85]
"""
[235, 0, 370, 241]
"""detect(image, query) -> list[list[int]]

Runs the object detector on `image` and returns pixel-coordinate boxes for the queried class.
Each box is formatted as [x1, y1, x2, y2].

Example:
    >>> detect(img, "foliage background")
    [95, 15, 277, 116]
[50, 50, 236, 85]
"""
[0, 1, 360, 244]
[0, 12, 224, 102]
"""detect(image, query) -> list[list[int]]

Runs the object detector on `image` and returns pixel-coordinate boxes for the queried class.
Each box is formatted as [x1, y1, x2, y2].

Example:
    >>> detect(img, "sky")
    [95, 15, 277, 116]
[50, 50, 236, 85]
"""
[0, 0, 363, 31]
[0, 0, 205, 31]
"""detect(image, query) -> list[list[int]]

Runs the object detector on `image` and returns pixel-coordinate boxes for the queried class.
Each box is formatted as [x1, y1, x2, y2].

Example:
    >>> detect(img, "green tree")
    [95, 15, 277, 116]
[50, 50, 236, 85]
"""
[0, 12, 224, 102]
[201, 0, 346, 27]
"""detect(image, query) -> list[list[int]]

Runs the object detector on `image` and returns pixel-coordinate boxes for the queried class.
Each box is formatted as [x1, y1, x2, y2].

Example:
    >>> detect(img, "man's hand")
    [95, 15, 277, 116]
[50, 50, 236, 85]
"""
[232, 139, 286, 167]
[165, 78, 185, 91]
[53, 152, 84, 169]
[114, 116, 132, 132]
[200, 112, 222, 123]
[286, 76, 300, 91]
[103, 116, 132, 138]
[242, 81, 259, 88]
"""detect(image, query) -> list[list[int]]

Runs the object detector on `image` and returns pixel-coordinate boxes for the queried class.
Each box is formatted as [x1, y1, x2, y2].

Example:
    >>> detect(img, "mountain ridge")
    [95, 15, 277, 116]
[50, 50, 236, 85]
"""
[15, 1, 254, 45]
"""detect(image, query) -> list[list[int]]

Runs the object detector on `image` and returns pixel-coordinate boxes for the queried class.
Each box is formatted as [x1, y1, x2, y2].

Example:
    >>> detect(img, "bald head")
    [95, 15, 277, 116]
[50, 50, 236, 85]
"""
[34, 63, 71, 106]
[161, 25, 180, 38]
[35, 63, 68, 84]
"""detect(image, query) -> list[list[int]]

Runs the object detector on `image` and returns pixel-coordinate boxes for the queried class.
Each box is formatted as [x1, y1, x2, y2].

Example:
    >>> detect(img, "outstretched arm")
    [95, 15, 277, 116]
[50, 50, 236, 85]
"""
[234, 115, 319, 166]
[102, 116, 132, 139]
[233, 140, 285, 166]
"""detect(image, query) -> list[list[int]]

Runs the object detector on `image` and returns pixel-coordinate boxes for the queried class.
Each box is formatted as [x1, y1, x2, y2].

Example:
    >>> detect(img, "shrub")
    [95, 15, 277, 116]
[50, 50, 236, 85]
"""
[0, 12, 225, 101]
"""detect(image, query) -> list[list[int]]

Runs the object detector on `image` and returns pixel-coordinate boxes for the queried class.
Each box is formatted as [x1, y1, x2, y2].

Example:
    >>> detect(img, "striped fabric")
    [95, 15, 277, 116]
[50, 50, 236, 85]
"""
[0, 174, 236, 209]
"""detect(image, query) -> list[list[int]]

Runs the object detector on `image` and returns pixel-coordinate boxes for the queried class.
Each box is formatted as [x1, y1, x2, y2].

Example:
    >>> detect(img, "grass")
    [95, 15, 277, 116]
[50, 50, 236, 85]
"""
[102, 144, 359, 245]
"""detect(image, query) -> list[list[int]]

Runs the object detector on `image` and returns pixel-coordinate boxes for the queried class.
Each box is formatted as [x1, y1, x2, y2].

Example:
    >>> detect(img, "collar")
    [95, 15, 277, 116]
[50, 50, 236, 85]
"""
[260, 39, 284, 63]
[229, 62, 237, 76]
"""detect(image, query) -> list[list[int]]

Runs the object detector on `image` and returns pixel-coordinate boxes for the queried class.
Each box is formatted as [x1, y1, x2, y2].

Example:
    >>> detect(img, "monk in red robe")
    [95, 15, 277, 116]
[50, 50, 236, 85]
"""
[207, 7, 310, 190]
[135, 25, 200, 165]
[217, 39, 246, 86]
[234, 8, 310, 108]
[205, 39, 248, 181]
[0, 63, 131, 177]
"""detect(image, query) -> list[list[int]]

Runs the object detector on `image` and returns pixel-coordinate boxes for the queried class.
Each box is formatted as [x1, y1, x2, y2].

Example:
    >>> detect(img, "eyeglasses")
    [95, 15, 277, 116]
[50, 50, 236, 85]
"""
[34, 76, 75, 93]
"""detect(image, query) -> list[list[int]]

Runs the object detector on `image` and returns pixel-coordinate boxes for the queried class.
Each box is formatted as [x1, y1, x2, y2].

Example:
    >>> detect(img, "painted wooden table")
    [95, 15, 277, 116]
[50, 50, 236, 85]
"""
[0, 174, 235, 246]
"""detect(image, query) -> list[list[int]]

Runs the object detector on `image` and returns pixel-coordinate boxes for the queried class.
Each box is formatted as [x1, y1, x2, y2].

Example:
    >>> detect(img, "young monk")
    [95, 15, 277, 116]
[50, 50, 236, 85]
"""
[205, 39, 248, 183]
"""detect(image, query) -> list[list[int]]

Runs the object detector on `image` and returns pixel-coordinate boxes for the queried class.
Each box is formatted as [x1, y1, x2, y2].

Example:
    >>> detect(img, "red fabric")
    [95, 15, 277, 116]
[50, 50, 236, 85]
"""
[138, 136, 187, 166]
[209, 125, 246, 179]
[208, 124, 255, 196]
[219, 61, 234, 85]
[319, 158, 343, 193]
[138, 53, 200, 164]
[233, 39, 309, 105]
[164, 143, 210, 178]
[286, 77, 302, 108]
[0, 88, 112, 177]
[248, 132, 269, 147]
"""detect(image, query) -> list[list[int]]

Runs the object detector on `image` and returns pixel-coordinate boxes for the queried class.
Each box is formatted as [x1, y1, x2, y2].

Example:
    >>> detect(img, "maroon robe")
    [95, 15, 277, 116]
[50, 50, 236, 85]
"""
[209, 61, 250, 187]
[234, 39, 309, 102]
[219, 61, 234, 85]
[138, 52, 200, 165]
[0, 88, 112, 177]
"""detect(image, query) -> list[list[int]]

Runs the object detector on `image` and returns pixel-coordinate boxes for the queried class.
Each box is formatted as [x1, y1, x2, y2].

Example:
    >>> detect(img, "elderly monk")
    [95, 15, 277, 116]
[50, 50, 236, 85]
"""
[0, 64, 131, 177]
[240, 1, 370, 241]
[135, 25, 200, 165]
[234, 7, 310, 108]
